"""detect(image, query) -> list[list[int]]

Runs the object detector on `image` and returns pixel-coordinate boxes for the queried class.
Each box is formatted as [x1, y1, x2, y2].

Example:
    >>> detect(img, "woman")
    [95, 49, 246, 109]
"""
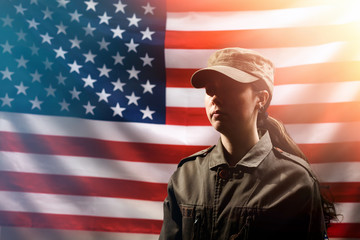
[159, 48, 336, 239]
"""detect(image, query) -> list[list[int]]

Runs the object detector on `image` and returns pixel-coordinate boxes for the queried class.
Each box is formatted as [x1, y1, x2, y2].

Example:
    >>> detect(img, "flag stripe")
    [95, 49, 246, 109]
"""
[0, 171, 167, 201]
[0, 211, 162, 234]
[323, 182, 360, 202]
[327, 223, 360, 238]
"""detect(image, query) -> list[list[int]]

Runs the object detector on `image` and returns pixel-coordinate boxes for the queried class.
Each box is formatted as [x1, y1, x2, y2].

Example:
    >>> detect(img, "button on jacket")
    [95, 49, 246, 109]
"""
[159, 131, 326, 240]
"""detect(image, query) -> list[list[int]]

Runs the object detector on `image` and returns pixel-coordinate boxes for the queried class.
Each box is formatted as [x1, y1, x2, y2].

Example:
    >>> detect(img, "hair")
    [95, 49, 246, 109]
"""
[253, 80, 338, 228]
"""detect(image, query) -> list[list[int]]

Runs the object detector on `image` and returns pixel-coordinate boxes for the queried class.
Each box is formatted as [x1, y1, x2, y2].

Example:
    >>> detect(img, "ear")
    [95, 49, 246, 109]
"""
[256, 90, 270, 109]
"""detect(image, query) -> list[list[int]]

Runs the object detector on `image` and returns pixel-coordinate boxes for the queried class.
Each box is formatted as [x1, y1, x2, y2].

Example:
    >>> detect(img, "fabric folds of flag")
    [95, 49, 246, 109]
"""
[1, 0, 360, 239]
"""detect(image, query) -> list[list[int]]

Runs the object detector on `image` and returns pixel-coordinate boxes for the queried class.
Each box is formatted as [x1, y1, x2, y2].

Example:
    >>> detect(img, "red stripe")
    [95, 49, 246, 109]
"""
[0, 211, 162, 234]
[322, 182, 360, 203]
[0, 171, 167, 201]
[166, 62, 360, 88]
[0, 131, 205, 164]
[166, 0, 327, 11]
[327, 223, 360, 238]
[165, 23, 357, 49]
[166, 107, 207, 125]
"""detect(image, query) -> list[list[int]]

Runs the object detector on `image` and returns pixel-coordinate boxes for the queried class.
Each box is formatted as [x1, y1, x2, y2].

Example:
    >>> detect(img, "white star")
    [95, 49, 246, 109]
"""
[98, 37, 110, 51]
[57, 0, 70, 8]
[15, 82, 28, 95]
[111, 103, 126, 117]
[16, 56, 29, 68]
[140, 53, 154, 67]
[42, 7, 53, 20]
[30, 44, 39, 55]
[27, 18, 40, 29]
[125, 38, 139, 52]
[111, 25, 125, 39]
[54, 46, 67, 59]
[31, 70, 42, 82]
[85, 0, 98, 11]
[141, 80, 156, 94]
[69, 10, 82, 22]
[140, 106, 155, 120]
[1, 93, 14, 107]
[97, 64, 112, 78]
[83, 23, 96, 36]
[82, 74, 97, 88]
[59, 99, 70, 111]
[69, 87, 81, 100]
[56, 22, 67, 34]
[14, 4, 27, 15]
[127, 66, 140, 80]
[99, 12, 112, 24]
[141, 27, 155, 40]
[1, 67, 14, 80]
[1, 41, 14, 54]
[40, 32, 53, 44]
[112, 78, 126, 92]
[96, 88, 111, 103]
[30, 0, 38, 4]
[83, 101, 95, 115]
[127, 14, 141, 27]
[126, 92, 140, 106]
[112, 52, 125, 65]
[16, 30, 27, 41]
[113, 0, 127, 13]
[2, 15, 14, 27]
[69, 36, 82, 49]
[57, 72, 66, 85]
[43, 58, 53, 70]
[45, 84, 56, 97]
[142, 2, 155, 15]
[68, 61, 82, 74]
[29, 96, 43, 110]
[83, 50, 96, 63]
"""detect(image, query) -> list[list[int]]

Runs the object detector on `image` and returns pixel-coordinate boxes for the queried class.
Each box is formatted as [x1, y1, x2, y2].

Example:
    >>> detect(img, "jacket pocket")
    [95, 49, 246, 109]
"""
[180, 204, 207, 240]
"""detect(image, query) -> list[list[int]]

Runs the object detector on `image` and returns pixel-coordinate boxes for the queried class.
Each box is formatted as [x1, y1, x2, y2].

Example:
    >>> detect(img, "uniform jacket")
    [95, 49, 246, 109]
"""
[159, 131, 326, 240]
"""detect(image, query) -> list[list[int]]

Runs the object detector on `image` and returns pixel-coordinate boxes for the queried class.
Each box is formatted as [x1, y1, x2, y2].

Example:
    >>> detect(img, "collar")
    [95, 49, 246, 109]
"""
[209, 130, 273, 169]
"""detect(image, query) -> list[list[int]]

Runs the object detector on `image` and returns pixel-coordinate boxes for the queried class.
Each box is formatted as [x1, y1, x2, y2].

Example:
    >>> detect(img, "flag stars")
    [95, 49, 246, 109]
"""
[1, 93, 14, 107]
[16, 30, 27, 41]
[56, 22, 68, 34]
[31, 70, 42, 82]
[140, 53, 154, 67]
[125, 38, 139, 52]
[45, 84, 56, 97]
[85, 0, 98, 11]
[15, 82, 28, 95]
[141, 80, 156, 94]
[2, 15, 14, 27]
[82, 74, 97, 88]
[99, 12, 112, 24]
[83, 23, 96, 36]
[114, 0, 127, 13]
[126, 92, 140, 106]
[29, 96, 43, 110]
[14, 4, 27, 15]
[112, 78, 126, 92]
[111, 103, 126, 117]
[127, 66, 140, 80]
[68, 61, 82, 74]
[54, 46, 67, 59]
[96, 89, 111, 103]
[59, 99, 70, 111]
[40, 33, 53, 44]
[142, 2, 155, 15]
[57, 73, 66, 85]
[83, 101, 96, 115]
[1, 67, 14, 80]
[42, 7, 53, 20]
[57, 0, 70, 8]
[69, 10, 82, 22]
[97, 64, 112, 78]
[30, 44, 39, 55]
[111, 25, 125, 39]
[27, 18, 40, 29]
[140, 106, 155, 120]
[127, 14, 141, 27]
[16, 56, 29, 68]
[141, 27, 155, 40]
[1, 41, 14, 54]
[69, 36, 82, 49]
[43, 58, 53, 70]
[69, 87, 81, 100]
[83, 50, 96, 63]
[112, 52, 125, 65]
[98, 37, 110, 51]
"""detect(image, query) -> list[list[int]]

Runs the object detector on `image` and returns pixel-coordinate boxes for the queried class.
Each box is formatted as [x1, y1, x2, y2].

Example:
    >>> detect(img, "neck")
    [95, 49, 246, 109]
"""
[220, 127, 259, 166]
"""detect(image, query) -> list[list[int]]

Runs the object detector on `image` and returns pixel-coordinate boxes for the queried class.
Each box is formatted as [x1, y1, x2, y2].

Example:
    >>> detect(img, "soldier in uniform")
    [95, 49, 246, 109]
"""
[159, 48, 336, 240]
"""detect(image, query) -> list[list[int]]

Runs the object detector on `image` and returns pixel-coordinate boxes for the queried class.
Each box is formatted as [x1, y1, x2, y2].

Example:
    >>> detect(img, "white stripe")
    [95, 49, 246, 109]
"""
[0, 227, 159, 240]
[285, 122, 360, 144]
[0, 191, 163, 220]
[0, 151, 177, 184]
[165, 42, 360, 68]
[0, 112, 219, 146]
[166, 2, 360, 31]
[335, 202, 360, 223]
[311, 162, 360, 183]
[166, 81, 360, 107]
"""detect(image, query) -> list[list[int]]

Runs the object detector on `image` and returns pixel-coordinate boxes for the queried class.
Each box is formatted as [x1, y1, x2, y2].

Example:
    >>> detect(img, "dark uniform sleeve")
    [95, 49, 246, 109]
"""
[159, 179, 182, 240]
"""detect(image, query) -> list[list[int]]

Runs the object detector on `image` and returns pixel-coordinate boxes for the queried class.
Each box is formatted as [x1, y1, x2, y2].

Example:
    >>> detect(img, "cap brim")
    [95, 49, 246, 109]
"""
[190, 66, 259, 88]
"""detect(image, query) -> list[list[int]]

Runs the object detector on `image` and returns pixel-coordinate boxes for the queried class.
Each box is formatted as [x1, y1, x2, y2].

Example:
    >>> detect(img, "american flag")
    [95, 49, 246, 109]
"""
[0, 0, 359, 239]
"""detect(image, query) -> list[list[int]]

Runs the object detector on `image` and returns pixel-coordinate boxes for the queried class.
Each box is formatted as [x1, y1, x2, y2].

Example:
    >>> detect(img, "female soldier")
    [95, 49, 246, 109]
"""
[159, 48, 336, 239]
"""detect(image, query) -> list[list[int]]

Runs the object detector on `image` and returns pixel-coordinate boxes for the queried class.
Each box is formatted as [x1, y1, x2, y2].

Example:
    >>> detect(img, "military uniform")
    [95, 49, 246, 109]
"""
[159, 131, 326, 240]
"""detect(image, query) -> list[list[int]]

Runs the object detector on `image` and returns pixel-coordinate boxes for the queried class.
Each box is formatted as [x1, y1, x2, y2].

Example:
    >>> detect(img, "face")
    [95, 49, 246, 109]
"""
[204, 76, 262, 135]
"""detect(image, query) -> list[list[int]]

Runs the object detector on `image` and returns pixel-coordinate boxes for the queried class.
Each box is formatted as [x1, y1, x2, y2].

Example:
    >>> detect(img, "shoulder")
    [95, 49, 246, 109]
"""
[177, 145, 215, 168]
